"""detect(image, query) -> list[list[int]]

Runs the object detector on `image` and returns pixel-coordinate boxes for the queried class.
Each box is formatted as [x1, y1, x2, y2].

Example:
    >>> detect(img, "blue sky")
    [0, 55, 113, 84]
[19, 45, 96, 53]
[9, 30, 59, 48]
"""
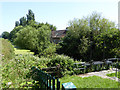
[0, 0, 119, 35]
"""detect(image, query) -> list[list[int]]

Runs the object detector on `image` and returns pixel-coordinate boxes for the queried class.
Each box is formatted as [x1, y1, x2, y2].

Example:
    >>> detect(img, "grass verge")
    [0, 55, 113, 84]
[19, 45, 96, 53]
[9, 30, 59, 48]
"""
[60, 75, 119, 88]
[106, 73, 116, 77]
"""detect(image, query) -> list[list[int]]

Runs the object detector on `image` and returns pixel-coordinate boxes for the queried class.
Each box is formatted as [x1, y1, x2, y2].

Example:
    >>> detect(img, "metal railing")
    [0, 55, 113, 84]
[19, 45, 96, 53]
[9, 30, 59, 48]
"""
[31, 66, 60, 90]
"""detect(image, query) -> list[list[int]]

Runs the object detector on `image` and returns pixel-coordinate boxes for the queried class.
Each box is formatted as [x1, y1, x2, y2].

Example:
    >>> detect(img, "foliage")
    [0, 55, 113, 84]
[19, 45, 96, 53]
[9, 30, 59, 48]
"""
[57, 18, 90, 61]
[13, 9, 56, 30]
[14, 25, 51, 55]
[45, 22, 57, 31]
[9, 26, 23, 42]
[15, 21, 19, 27]
[60, 75, 119, 88]
[14, 26, 38, 51]
[2, 31, 10, 39]
[2, 54, 50, 88]
[0, 38, 14, 60]
[93, 28, 120, 60]
[20, 17, 27, 26]
[41, 43, 57, 57]
[47, 54, 74, 76]
[26, 9, 35, 23]
[57, 12, 119, 61]
[9, 9, 57, 56]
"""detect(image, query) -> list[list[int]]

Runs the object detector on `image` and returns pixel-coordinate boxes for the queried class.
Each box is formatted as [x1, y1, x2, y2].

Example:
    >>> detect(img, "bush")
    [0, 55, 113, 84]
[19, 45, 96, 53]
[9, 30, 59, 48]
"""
[2, 54, 50, 88]
[0, 38, 14, 60]
[40, 43, 57, 57]
[47, 54, 74, 76]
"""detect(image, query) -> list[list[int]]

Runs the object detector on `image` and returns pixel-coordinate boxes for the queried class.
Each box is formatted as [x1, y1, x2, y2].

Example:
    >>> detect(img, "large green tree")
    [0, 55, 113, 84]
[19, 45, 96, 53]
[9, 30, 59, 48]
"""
[9, 9, 57, 56]
[14, 25, 51, 55]
[57, 12, 119, 61]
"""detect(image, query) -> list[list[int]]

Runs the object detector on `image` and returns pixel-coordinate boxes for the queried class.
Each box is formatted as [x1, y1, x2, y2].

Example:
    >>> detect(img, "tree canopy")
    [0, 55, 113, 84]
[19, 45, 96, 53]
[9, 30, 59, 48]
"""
[57, 12, 119, 61]
[7, 9, 57, 56]
[14, 25, 51, 55]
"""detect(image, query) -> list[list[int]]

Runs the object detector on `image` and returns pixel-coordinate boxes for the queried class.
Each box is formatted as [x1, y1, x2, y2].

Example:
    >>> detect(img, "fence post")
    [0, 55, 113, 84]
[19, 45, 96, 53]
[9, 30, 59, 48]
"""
[47, 74, 48, 90]
[31, 67, 61, 90]
[49, 75, 51, 90]
[57, 78, 60, 90]
[53, 77, 55, 90]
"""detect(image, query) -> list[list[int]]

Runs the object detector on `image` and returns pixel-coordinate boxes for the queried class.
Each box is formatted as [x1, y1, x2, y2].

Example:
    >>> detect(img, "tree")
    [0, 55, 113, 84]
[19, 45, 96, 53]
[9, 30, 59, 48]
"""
[45, 22, 57, 31]
[26, 9, 35, 23]
[14, 25, 51, 55]
[9, 26, 23, 42]
[94, 28, 120, 60]
[57, 12, 119, 61]
[57, 18, 90, 61]
[9, 9, 57, 56]
[15, 21, 20, 27]
[37, 25, 51, 54]
[2, 31, 10, 39]
[20, 17, 27, 26]
[14, 26, 38, 50]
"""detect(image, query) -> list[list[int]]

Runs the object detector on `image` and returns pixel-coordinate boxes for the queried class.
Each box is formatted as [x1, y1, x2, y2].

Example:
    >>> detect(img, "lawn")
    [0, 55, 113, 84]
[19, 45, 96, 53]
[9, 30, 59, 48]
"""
[106, 72, 120, 78]
[106, 73, 117, 77]
[60, 75, 119, 88]
[14, 48, 34, 55]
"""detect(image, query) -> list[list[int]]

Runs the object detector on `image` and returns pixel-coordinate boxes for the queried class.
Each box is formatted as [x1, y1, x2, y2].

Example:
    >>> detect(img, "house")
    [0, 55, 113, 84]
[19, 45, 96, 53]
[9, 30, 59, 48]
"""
[51, 29, 68, 44]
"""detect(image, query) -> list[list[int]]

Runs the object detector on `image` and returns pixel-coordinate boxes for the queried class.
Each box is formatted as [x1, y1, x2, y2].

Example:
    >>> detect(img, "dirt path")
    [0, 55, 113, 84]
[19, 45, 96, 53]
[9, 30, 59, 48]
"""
[78, 68, 119, 82]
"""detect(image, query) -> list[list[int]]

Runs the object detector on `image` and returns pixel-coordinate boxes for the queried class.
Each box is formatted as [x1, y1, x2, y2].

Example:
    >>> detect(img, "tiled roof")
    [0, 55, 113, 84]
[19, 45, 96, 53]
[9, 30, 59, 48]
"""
[51, 30, 67, 38]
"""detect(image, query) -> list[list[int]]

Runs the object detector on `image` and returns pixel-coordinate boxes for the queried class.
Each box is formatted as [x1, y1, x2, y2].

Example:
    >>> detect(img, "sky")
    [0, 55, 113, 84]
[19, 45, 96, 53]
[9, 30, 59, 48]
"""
[0, 0, 119, 35]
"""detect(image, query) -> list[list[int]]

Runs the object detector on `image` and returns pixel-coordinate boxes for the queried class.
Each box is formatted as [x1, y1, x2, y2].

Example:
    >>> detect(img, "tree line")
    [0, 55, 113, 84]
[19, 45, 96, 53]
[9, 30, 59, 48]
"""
[2, 10, 120, 61]
[57, 12, 120, 61]
[2, 9, 57, 56]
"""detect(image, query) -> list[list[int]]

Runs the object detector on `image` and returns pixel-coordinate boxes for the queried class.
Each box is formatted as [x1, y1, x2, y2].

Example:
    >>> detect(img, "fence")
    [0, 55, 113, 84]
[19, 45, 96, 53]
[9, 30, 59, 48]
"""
[31, 66, 60, 90]
[73, 60, 113, 74]
[41, 64, 61, 78]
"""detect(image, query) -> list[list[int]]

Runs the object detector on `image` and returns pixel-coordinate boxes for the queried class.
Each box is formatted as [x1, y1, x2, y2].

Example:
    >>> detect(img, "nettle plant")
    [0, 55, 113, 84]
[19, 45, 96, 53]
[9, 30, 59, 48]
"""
[2, 54, 50, 88]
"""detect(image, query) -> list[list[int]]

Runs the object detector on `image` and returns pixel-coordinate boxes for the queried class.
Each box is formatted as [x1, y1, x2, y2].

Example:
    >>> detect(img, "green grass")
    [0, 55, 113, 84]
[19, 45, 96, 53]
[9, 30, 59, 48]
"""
[59, 75, 119, 88]
[14, 48, 34, 55]
[106, 72, 120, 79]
[106, 73, 116, 77]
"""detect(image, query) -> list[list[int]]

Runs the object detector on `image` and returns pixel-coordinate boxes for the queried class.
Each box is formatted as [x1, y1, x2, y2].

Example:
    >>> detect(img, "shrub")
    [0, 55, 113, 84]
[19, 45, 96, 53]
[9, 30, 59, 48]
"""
[47, 54, 74, 76]
[40, 43, 57, 57]
[0, 38, 14, 60]
[2, 54, 50, 88]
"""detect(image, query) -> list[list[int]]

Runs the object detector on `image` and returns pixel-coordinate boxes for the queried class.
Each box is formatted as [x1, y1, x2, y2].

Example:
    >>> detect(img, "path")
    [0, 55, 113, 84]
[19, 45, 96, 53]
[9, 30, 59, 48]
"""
[78, 68, 120, 82]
